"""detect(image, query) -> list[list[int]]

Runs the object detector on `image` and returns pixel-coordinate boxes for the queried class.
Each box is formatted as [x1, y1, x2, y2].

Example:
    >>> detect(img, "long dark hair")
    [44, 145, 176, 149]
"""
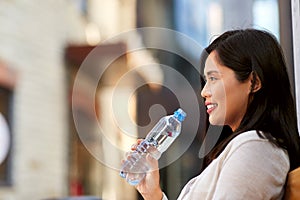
[202, 29, 300, 170]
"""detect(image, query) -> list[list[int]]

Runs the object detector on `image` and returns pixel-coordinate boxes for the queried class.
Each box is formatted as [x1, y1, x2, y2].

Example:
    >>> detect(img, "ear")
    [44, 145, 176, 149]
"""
[249, 71, 262, 93]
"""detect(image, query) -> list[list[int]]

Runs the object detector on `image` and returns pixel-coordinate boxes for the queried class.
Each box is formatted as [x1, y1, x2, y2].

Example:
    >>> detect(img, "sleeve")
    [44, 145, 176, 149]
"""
[212, 140, 289, 200]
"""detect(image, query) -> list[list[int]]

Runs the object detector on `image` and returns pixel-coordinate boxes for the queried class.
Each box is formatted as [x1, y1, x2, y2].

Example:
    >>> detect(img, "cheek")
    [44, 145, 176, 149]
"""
[224, 86, 250, 120]
[214, 83, 227, 105]
[209, 83, 227, 123]
[224, 79, 249, 102]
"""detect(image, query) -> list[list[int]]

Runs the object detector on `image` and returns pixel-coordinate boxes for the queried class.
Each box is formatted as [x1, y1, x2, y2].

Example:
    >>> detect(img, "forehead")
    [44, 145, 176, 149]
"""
[204, 51, 222, 74]
[203, 51, 236, 80]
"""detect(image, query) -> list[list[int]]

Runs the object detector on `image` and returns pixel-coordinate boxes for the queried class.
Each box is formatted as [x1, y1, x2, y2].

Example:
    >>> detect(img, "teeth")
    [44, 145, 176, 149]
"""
[207, 104, 216, 109]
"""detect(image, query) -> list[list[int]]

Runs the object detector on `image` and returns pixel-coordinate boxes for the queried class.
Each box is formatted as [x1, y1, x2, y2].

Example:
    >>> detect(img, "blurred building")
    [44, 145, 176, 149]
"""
[0, 0, 299, 200]
[0, 1, 86, 200]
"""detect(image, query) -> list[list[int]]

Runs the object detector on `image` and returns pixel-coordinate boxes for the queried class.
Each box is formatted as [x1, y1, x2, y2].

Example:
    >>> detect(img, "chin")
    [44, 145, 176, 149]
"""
[209, 116, 225, 126]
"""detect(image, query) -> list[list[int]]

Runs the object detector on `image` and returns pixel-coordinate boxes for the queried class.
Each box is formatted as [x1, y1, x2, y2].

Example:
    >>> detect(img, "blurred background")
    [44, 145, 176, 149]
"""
[0, 0, 299, 199]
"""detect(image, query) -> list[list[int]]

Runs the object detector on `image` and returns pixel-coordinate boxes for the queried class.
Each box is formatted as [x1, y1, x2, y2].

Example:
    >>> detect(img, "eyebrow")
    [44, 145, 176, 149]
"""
[203, 70, 220, 78]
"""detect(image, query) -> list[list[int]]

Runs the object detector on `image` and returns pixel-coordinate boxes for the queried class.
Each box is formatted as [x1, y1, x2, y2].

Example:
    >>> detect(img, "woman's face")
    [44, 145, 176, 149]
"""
[201, 51, 252, 131]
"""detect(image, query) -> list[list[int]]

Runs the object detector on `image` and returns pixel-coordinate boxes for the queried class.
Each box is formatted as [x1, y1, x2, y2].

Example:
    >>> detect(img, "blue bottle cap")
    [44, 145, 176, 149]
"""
[174, 108, 186, 122]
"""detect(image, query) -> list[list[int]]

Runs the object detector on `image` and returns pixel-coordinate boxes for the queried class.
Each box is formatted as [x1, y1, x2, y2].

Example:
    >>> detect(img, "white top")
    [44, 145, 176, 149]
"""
[163, 130, 289, 200]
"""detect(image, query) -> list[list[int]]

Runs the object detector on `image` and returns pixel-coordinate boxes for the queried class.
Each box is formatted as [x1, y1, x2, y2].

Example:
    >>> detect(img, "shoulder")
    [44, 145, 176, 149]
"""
[228, 130, 267, 147]
[186, 130, 289, 199]
[183, 131, 289, 199]
[219, 130, 289, 167]
[224, 130, 277, 153]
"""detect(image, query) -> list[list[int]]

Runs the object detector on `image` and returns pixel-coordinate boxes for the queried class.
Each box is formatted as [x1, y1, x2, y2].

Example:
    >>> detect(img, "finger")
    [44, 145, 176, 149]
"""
[125, 151, 129, 157]
[146, 154, 159, 171]
[131, 144, 138, 151]
[120, 159, 125, 165]
[131, 139, 144, 151]
[125, 151, 136, 161]
[137, 139, 143, 144]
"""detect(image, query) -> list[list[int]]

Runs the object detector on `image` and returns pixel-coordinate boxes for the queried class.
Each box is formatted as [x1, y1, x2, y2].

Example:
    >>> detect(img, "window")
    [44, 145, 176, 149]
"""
[174, 0, 279, 55]
[0, 86, 13, 185]
[0, 61, 16, 186]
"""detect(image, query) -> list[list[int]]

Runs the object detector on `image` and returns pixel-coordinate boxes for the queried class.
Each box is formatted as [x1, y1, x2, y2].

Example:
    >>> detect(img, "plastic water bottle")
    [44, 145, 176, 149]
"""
[120, 108, 186, 186]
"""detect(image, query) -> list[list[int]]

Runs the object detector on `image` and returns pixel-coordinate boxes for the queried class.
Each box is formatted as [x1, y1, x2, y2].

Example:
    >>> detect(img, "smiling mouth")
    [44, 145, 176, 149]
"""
[206, 103, 217, 114]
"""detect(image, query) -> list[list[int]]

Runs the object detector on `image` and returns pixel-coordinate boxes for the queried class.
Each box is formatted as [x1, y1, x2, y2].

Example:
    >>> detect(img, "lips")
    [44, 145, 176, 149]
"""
[205, 102, 217, 114]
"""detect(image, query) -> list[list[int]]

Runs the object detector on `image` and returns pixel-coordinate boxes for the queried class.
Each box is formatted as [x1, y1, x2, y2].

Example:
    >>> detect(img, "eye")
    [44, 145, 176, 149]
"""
[208, 76, 218, 82]
[202, 73, 219, 84]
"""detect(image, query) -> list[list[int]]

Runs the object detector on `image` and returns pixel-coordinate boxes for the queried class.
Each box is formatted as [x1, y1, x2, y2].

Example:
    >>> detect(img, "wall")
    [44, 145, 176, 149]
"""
[0, 1, 86, 199]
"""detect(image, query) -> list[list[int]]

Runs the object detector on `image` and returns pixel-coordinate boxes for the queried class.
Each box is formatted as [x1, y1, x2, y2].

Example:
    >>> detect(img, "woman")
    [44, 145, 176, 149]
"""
[132, 29, 300, 199]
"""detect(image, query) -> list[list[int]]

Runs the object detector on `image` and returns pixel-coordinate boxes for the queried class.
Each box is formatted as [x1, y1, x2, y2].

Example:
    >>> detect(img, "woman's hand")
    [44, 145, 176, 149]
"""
[131, 139, 163, 200]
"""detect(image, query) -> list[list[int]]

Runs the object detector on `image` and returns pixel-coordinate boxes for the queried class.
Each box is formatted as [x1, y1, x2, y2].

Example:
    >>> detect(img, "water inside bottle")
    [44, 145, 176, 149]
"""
[120, 108, 186, 186]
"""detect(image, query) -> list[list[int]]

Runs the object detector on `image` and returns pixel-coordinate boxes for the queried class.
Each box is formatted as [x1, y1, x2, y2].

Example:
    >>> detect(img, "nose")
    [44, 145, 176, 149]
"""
[201, 82, 211, 98]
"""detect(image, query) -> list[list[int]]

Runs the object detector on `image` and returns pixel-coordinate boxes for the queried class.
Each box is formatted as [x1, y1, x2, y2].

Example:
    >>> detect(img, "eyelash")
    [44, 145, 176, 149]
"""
[208, 77, 217, 81]
[204, 76, 218, 83]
